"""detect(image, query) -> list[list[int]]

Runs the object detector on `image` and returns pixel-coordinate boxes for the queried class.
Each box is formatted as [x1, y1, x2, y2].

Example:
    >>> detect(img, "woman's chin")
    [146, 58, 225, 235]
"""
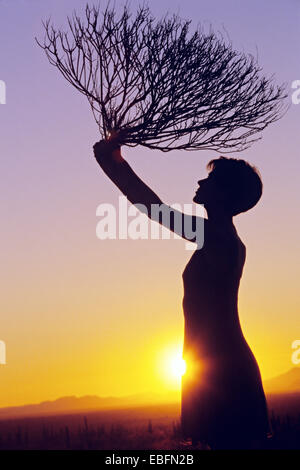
[193, 194, 202, 204]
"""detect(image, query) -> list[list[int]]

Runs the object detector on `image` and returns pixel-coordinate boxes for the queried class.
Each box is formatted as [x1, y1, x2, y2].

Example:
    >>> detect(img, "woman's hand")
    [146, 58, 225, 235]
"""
[93, 130, 128, 166]
[93, 139, 122, 166]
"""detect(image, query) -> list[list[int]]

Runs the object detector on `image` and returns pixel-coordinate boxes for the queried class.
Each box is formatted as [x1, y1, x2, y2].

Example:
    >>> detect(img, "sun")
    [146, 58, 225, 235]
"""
[158, 344, 186, 388]
[170, 354, 186, 379]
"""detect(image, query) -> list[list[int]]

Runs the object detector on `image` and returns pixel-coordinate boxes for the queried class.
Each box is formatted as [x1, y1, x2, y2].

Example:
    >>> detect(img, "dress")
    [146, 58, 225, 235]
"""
[181, 223, 270, 449]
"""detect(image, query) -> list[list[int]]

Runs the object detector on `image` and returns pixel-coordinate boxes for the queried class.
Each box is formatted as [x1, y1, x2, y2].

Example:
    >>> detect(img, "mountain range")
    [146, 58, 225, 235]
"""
[263, 367, 300, 394]
[0, 367, 299, 420]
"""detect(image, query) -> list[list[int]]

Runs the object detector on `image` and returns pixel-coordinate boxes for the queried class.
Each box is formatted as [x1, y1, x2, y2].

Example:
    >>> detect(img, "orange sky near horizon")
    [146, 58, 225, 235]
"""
[1, 0, 300, 408]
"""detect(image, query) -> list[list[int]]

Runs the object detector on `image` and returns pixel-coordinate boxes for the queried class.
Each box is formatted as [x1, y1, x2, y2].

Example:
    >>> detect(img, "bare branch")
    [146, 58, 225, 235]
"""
[36, 2, 288, 152]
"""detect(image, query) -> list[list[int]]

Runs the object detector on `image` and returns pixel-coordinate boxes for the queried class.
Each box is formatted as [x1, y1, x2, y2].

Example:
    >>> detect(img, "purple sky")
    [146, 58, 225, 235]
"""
[0, 0, 300, 406]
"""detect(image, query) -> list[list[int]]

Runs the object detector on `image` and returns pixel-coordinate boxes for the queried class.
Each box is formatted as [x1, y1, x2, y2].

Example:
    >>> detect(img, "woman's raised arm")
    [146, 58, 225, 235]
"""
[93, 139, 204, 246]
[93, 140, 163, 211]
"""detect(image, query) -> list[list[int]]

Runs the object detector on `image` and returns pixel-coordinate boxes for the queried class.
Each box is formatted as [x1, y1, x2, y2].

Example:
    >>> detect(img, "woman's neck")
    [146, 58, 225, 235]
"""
[206, 206, 233, 227]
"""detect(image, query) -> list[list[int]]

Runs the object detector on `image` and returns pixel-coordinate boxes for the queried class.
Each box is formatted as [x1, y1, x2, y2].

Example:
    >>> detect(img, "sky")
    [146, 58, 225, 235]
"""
[0, 0, 300, 407]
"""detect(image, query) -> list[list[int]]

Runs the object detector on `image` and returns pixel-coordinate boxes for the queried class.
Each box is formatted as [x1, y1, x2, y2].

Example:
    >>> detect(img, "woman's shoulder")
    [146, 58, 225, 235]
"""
[204, 219, 246, 254]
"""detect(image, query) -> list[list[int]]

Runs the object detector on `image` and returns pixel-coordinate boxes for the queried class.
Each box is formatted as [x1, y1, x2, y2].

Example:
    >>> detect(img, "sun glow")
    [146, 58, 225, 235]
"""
[170, 355, 186, 378]
[158, 344, 186, 388]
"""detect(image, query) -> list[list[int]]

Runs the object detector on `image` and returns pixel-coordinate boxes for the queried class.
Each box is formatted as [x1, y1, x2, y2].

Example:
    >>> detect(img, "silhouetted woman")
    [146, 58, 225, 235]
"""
[93, 136, 271, 449]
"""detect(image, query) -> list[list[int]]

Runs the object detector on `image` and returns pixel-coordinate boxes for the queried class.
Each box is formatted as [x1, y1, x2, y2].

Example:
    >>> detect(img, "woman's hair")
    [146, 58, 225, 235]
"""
[207, 157, 263, 216]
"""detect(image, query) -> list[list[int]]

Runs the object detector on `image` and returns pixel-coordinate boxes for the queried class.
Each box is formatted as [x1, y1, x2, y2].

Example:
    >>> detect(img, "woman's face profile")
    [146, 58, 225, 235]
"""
[193, 173, 223, 206]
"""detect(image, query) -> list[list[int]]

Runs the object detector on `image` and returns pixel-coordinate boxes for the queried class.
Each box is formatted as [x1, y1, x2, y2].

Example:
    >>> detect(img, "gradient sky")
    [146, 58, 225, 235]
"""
[0, 0, 300, 407]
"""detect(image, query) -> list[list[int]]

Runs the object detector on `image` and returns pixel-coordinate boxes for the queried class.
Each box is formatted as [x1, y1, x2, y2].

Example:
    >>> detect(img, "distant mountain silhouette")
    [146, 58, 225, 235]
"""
[0, 368, 299, 420]
[0, 391, 180, 420]
[264, 367, 300, 394]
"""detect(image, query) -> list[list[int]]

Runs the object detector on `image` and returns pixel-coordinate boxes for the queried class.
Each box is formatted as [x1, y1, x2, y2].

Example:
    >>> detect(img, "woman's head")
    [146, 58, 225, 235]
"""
[193, 157, 263, 216]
